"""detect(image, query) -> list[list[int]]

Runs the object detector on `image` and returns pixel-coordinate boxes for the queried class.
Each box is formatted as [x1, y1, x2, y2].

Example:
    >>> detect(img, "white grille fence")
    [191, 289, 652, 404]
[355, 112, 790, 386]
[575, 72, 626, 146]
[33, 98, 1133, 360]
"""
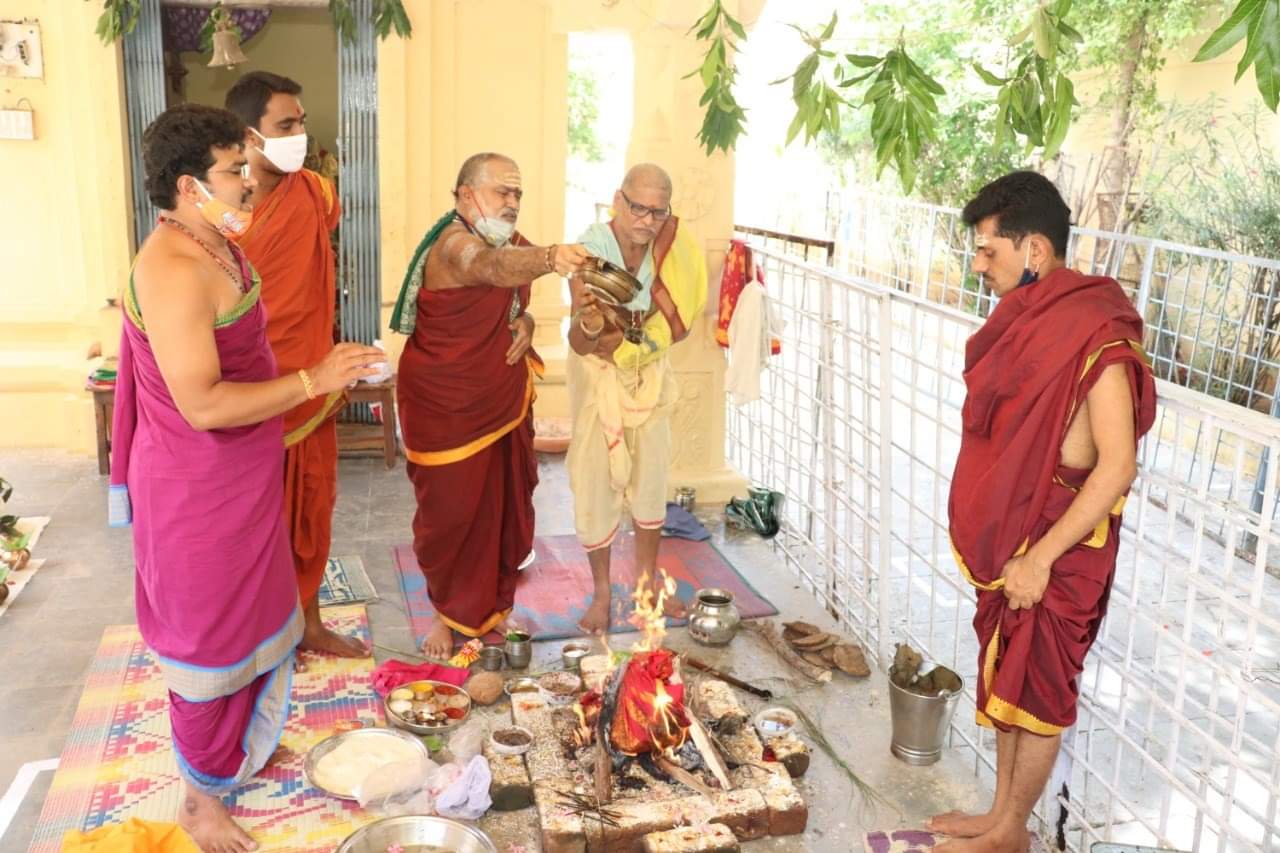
[726, 245, 1280, 852]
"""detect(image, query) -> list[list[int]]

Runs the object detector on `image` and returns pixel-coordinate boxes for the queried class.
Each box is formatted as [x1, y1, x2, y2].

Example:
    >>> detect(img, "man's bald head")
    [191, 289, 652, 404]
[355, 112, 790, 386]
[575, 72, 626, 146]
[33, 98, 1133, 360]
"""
[454, 152, 519, 194]
[613, 163, 673, 248]
[622, 163, 672, 196]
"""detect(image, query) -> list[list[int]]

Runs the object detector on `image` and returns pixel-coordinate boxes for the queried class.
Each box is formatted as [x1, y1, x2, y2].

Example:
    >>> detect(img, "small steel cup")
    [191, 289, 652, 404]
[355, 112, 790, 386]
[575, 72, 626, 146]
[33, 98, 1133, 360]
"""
[560, 641, 591, 671]
[478, 646, 505, 671]
[504, 632, 532, 669]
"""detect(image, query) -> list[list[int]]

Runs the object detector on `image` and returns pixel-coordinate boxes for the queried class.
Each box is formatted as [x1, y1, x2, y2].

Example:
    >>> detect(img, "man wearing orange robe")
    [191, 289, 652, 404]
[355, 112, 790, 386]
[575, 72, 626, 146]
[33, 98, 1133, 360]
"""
[930, 172, 1156, 852]
[227, 71, 365, 657]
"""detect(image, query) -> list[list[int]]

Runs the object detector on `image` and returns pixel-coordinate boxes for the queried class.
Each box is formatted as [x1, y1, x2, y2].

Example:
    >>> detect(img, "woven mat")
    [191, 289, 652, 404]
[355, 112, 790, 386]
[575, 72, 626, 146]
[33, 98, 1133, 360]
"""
[28, 605, 384, 853]
[394, 533, 778, 645]
[319, 555, 377, 607]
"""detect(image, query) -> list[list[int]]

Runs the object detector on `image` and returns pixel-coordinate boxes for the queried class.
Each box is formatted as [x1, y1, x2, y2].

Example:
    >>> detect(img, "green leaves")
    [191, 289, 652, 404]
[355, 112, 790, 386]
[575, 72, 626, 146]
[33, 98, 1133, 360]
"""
[1194, 0, 1280, 112]
[87, 0, 140, 44]
[87, 0, 412, 44]
[775, 16, 847, 147]
[197, 4, 240, 54]
[858, 47, 945, 192]
[1194, 0, 1264, 61]
[770, 11, 945, 192]
[974, 1, 1081, 161]
[331, 0, 413, 44]
[686, 0, 749, 155]
[980, 54, 1078, 160]
[371, 0, 413, 41]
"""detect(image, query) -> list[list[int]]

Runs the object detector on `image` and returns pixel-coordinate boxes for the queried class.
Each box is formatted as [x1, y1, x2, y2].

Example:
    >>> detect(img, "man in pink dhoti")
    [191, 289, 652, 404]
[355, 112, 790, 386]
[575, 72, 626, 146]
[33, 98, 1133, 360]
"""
[109, 104, 381, 852]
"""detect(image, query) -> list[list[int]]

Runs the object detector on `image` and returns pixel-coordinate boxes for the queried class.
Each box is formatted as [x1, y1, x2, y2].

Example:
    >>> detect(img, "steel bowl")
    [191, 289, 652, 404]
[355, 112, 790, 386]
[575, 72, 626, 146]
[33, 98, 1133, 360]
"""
[581, 257, 641, 306]
[489, 724, 534, 757]
[336, 815, 498, 853]
[478, 646, 505, 671]
[383, 679, 472, 736]
[503, 676, 540, 698]
[304, 728, 430, 802]
[752, 707, 798, 741]
[560, 640, 592, 671]
[538, 671, 582, 706]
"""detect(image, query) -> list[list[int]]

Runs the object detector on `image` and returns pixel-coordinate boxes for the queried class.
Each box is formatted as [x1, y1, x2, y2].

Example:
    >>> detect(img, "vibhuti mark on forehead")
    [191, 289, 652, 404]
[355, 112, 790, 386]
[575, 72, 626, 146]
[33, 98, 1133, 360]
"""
[974, 233, 989, 248]
[495, 170, 522, 189]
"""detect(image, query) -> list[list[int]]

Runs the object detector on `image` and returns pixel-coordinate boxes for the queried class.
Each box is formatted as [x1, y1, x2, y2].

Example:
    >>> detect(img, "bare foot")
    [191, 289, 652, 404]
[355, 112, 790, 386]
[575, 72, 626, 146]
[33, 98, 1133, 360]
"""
[299, 619, 368, 658]
[299, 596, 367, 658]
[179, 785, 257, 852]
[578, 593, 611, 635]
[267, 745, 295, 767]
[661, 593, 687, 620]
[935, 824, 1030, 853]
[927, 810, 998, 838]
[420, 618, 454, 660]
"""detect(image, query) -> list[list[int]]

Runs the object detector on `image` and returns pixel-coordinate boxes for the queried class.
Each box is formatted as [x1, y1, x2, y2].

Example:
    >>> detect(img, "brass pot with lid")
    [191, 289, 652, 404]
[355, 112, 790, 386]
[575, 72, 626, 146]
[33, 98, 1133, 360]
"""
[580, 257, 641, 307]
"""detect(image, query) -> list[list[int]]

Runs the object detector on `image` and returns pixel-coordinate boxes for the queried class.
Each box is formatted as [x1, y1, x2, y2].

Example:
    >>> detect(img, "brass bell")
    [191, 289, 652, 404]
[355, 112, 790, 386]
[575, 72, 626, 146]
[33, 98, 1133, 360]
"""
[207, 15, 248, 69]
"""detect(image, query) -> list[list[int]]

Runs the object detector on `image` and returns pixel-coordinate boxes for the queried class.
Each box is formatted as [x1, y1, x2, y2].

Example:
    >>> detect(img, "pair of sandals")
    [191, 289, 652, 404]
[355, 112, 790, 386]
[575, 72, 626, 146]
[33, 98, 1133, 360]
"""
[725, 486, 783, 539]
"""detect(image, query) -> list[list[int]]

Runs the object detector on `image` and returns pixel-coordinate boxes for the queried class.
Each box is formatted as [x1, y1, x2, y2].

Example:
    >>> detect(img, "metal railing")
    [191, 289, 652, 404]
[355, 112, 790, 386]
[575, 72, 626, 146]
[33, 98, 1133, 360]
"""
[826, 190, 1280, 420]
[726, 245, 1280, 852]
[733, 224, 836, 266]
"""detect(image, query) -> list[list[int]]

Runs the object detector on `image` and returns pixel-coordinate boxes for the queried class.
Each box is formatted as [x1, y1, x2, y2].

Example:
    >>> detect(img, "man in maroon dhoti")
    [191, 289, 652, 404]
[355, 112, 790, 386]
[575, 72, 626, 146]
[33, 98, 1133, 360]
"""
[392, 152, 590, 658]
[930, 172, 1156, 852]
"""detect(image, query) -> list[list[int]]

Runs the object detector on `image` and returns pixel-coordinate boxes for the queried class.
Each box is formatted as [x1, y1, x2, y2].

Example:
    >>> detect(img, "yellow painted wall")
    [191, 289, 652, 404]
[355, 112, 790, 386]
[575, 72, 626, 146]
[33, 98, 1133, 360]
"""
[177, 7, 339, 155]
[0, 0, 758, 501]
[1063, 30, 1280, 167]
[379, 0, 758, 499]
[0, 0, 131, 453]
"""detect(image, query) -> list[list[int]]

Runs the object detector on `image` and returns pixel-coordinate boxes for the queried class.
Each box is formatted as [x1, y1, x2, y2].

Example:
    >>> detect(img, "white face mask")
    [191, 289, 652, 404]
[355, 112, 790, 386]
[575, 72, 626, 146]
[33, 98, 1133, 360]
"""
[251, 127, 307, 174]
[472, 195, 516, 247]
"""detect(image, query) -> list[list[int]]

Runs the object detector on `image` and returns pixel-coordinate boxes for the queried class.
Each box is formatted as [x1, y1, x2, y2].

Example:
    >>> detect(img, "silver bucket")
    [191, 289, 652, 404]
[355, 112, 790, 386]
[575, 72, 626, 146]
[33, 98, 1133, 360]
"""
[888, 674, 963, 766]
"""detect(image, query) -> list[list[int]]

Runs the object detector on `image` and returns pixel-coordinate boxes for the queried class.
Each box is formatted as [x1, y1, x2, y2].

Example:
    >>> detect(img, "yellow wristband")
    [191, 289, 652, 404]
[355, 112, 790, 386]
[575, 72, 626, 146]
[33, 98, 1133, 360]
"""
[298, 369, 317, 400]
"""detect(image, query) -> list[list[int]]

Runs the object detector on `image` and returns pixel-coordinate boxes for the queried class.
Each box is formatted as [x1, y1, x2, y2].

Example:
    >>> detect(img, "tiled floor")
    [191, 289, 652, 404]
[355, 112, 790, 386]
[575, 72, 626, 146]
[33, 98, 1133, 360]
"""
[0, 448, 987, 852]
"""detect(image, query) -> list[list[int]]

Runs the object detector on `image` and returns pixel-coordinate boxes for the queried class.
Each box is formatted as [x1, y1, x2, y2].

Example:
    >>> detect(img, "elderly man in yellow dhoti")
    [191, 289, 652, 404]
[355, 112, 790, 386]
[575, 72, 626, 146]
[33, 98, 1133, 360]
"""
[566, 163, 708, 634]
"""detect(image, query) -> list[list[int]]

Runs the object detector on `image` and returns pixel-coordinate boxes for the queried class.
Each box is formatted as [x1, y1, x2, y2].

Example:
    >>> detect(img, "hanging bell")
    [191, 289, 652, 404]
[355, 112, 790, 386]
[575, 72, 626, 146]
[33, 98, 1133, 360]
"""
[207, 18, 248, 68]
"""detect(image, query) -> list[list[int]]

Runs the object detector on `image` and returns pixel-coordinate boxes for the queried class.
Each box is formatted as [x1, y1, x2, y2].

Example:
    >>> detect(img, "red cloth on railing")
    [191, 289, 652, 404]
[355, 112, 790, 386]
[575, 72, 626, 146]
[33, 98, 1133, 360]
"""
[717, 239, 780, 354]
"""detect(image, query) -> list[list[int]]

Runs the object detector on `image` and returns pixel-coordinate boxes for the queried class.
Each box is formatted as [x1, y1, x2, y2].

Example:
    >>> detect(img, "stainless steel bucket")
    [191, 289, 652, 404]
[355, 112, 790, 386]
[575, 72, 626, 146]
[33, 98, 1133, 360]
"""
[888, 673, 963, 765]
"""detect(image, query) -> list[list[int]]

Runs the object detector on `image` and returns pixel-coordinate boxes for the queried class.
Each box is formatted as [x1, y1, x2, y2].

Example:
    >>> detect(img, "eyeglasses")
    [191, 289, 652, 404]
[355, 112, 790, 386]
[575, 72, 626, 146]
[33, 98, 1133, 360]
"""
[619, 189, 671, 222]
[209, 163, 252, 181]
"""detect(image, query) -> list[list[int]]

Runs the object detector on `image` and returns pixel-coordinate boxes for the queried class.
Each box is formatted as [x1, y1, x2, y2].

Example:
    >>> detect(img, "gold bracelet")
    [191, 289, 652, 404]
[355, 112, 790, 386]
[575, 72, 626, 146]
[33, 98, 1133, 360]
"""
[298, 368, 317, 400]
[545, 244, 557, 273]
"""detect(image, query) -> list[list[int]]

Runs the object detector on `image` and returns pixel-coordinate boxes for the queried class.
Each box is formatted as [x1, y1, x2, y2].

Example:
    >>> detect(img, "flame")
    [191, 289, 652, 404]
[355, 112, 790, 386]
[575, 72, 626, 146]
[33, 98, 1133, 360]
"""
[649, 681, 687, 755]
[572, 702, 592, 748]
[629, 568, 678, 653]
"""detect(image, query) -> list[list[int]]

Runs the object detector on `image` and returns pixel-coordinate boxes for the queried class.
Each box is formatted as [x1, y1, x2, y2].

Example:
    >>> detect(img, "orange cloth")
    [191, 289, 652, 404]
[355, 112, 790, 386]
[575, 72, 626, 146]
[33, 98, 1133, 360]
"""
[235, 169, 342, 605]
[62, 818, 200, 852]
[283, 416, 338, 605]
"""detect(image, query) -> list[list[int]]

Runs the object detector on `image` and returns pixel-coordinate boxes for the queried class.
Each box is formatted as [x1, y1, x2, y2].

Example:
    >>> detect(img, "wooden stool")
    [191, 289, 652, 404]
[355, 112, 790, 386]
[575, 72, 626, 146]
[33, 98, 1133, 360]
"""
[88, 385, 116, 476]
[88, 380, 400, 473]
[342, 377, 399, 469]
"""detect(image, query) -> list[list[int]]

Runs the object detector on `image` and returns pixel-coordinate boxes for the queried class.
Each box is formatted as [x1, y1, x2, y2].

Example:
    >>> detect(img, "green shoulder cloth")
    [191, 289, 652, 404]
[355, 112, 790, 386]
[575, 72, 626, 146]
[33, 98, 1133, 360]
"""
[389, 210, 458, 336]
